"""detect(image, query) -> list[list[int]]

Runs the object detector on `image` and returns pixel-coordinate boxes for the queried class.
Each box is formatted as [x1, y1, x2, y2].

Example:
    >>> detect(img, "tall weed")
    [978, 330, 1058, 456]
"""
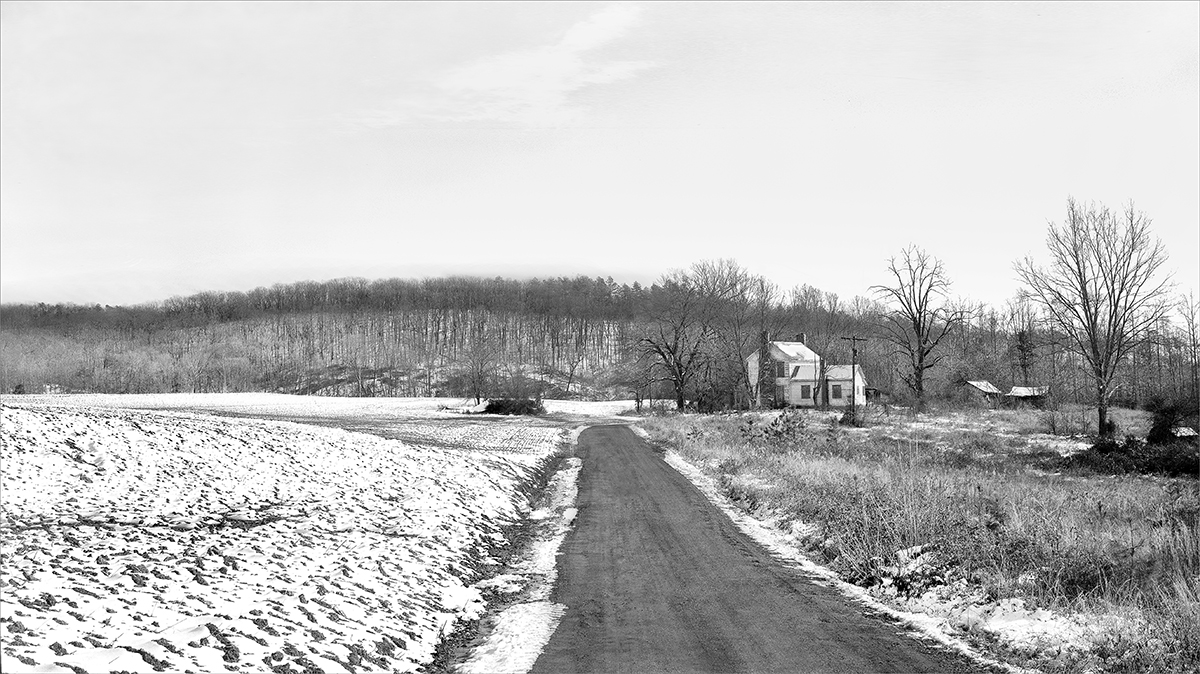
[639, 411, 1200, 672]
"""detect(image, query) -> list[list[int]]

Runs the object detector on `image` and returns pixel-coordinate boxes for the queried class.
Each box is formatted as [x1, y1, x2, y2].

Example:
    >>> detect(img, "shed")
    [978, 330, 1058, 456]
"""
[1005, 386, 1049, 408]
[963, 380, 1001, 407]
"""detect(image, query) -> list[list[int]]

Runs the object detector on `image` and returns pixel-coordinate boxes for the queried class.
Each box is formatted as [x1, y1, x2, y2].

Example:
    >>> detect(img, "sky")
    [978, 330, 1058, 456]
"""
[2, 1, 1197, 309]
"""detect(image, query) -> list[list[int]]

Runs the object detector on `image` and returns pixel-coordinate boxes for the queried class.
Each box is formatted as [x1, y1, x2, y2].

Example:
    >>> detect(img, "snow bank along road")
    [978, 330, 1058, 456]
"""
[532, 425, 988, 674]
[0, 397, 563, 673]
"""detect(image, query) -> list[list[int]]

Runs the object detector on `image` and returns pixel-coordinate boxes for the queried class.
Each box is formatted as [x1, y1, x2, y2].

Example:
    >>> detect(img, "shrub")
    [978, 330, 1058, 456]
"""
[839, 408, 866, 427]
[1138, 440, 1200, 478]
[1146, 397, 1198, 446]
[739, 410, 808, 449]
[1063, 435, 1199, 478]
[483, 398, 545, 416]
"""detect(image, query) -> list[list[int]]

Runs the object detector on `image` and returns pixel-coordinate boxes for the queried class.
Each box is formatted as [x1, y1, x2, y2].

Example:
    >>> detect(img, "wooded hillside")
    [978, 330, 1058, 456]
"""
[3, 261, 1197, 415]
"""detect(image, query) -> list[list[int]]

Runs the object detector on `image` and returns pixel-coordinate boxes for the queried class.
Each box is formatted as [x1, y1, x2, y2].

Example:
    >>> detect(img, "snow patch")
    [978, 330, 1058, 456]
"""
[541, 400, 636, 417]
[457, 601, 566, 674]
[473, 574, 526, 595]
[459, 456, 582, 672]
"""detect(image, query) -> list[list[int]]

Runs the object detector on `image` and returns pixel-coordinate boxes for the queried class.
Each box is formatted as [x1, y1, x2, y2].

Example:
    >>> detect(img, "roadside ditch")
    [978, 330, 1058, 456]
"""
[422, 425, 585, 674]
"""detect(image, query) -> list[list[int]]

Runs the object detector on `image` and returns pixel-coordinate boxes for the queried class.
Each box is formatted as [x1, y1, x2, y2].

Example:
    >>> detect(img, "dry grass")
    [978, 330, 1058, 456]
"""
[640, 409, 1199, 673]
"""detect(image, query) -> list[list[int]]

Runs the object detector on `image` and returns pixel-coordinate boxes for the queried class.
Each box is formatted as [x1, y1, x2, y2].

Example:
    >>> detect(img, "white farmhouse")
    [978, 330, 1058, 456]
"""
[745, 335, 867, 408]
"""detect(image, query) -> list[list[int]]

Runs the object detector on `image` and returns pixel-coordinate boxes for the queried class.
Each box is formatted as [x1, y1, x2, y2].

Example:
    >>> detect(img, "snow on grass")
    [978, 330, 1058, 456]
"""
[6, 394, 640, 423]
[540, 400, 636, 418]
[0, 401, 563, 673]
[1, 392, 469, 420]
[858, 408, 1094, 456]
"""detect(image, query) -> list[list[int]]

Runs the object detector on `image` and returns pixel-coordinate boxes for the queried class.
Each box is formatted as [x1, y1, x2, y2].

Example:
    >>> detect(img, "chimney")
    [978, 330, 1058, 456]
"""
[796, 333, 806, 344]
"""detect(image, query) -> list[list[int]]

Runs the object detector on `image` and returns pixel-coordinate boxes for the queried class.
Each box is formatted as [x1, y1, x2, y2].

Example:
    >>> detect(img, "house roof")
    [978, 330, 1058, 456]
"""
[1007, 386, 1049, 397]
[966, 380, 1001, 395]
[825, 365, 867, 384]
[769, 341, 819, 362]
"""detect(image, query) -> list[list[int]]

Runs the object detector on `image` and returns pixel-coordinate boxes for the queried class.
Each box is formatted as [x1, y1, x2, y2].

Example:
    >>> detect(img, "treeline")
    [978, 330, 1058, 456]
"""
[0, 275, 648, 330]
[2, 258, 1197, 414]
[1, 308, 637, 399]
[0, 275, 650, 398]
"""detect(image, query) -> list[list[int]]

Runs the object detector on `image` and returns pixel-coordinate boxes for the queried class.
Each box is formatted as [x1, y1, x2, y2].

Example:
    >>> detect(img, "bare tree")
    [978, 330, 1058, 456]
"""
[872, 246, 965, 411]
[457, 335, 498, 405]
[1178, 291, 1199, 405]
[692, 260, 782, 410]
[603, 348, 657, 412]
[561, 346, 588, 397]
[640, 270, 713, 411]
[1015, 198, 1172, 436]
[1005, 295, 1040, 387]
[803, 289, 852, 409]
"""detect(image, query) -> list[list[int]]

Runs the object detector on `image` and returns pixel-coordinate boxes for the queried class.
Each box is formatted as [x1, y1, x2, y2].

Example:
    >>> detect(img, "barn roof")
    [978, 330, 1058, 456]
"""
[966, 380, 1001, 394]
[1007, 386, 1049, 397]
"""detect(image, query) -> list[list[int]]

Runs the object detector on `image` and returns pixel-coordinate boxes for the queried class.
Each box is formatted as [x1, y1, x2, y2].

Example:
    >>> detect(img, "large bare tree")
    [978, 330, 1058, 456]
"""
[691, 259, 782, 410]
[1015, 199, 1172, 436]
[872, 246, 964, 411]
[640, 269, 714, 411]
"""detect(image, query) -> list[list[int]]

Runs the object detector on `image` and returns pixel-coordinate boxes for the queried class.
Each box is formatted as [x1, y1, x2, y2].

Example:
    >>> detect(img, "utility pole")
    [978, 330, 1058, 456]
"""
[840, 335, 868, 423]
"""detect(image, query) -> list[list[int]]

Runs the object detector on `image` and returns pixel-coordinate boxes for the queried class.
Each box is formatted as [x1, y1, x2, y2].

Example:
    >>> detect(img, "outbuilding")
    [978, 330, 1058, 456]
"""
[1005, 386, 1049, 408]
[964, 380, 1002, 406]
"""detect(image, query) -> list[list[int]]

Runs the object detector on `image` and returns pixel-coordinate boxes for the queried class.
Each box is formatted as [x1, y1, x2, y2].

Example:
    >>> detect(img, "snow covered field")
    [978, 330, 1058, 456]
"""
[0, 396, 571, 673]
[5, 392, 636, 422]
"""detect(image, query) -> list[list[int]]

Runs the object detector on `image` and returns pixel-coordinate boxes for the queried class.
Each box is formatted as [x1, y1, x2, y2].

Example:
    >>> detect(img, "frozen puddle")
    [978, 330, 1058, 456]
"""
[459, 456, 582, 674]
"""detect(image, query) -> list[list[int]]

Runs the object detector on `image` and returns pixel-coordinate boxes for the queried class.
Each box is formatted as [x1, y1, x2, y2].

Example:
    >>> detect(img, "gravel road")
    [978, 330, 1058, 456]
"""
[531, 424, 989, 674]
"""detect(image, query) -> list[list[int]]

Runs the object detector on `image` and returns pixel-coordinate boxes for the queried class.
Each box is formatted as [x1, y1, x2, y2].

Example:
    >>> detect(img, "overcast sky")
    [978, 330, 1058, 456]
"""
[2, 1, 1197, 308]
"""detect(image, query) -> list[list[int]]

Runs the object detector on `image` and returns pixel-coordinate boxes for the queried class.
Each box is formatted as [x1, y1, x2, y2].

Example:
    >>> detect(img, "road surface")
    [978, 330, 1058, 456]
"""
[530, 425, 987, 674]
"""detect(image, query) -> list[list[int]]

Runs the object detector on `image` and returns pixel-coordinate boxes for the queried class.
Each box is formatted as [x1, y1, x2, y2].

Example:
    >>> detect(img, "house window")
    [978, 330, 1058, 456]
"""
[791, 366, 801, 379]
[800, 384, 811, 399]
[831, 384, 842, 399]
[775, 362, 787, 378]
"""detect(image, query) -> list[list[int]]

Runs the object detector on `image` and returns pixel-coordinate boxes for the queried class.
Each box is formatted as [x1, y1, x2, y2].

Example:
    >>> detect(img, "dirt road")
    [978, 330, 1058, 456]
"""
[531, 425, 987, 674]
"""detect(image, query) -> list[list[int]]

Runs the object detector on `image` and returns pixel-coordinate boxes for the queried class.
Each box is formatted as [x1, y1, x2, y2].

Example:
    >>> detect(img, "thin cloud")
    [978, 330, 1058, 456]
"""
[355, 4, 656, 127]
